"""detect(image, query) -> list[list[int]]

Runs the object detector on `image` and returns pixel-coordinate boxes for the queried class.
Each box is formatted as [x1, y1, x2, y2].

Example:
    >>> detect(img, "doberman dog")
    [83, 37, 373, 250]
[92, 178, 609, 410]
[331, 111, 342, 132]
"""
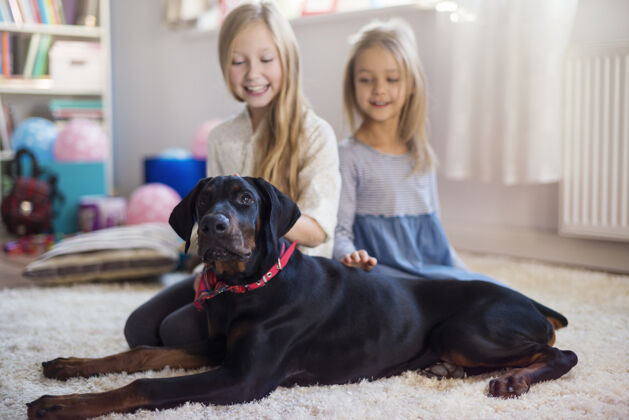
[27, 176, 577, 419]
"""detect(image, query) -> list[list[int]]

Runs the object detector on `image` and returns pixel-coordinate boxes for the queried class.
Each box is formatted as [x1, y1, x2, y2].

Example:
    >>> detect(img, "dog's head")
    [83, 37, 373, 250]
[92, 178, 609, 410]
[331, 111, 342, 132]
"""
[169, 176, 300, 277]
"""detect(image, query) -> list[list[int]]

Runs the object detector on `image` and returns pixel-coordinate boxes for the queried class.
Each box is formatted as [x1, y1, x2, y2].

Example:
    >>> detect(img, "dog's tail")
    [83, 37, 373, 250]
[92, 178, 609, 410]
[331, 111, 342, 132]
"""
[532, 300, 568, 330]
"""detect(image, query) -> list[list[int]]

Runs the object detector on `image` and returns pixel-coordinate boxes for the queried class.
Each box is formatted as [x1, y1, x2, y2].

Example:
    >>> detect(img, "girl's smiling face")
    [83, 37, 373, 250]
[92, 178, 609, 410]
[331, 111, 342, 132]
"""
[353, 46, 408, 124]
[228, 22, 283, 113]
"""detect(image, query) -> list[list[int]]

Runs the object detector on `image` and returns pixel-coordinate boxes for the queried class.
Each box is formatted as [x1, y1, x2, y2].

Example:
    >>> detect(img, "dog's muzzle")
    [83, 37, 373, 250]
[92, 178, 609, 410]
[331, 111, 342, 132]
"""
[198, 212, 253, 262]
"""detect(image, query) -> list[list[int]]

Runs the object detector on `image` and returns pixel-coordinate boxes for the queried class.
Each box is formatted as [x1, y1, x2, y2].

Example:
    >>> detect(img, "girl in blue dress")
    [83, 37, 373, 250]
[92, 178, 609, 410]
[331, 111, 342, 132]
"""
[334, 19, 501, 285]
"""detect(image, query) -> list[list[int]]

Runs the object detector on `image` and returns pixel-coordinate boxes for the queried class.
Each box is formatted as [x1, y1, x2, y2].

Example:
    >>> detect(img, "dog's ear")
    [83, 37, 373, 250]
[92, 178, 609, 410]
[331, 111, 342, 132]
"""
[169, 177, 211, 252]
[248, 177, 301, 241]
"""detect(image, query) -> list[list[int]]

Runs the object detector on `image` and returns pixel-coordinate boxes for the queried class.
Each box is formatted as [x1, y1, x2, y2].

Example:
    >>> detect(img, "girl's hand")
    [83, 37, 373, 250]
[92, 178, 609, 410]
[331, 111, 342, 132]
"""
[341, 250, 377, 271]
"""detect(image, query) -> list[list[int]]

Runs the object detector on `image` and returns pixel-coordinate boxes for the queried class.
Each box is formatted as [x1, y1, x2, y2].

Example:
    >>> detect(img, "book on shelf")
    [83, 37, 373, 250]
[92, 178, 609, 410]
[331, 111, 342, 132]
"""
[11, 32, 28, 74]
[7, 0, 22, 24]
[54, 0, 65, 24]
[0, 0, 98, 26]
[44, 0, 58, 24]
[31, 33, 51, 77]
[49, 98, 103, 121]
[0, 32, 53, 78]
[60, 0, 77, 25]
[1, 31, 11, 77]
[22, 32, 39, 76]
[18, 0, 35, 23]
[0, 1, 9, 23]
[36, 0, 48, 23]
[50, 98, 102, 109]
[0, 33, 3, 74]
[30, 0, 42, 23]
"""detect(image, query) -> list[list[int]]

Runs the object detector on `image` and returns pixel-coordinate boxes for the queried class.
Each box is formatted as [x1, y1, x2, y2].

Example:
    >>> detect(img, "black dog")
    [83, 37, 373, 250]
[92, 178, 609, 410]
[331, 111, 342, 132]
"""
[27, 176, 577, 419]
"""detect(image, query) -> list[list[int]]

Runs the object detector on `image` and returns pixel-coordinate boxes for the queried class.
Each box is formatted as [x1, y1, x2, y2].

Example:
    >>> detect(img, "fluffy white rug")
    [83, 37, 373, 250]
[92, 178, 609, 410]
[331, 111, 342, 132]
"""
[1, 253, 628, 420]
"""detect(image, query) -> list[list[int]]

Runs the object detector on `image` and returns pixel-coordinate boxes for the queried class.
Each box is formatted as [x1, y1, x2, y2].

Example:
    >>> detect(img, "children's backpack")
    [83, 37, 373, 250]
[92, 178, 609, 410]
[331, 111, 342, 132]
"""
[1, 148, 63, 236]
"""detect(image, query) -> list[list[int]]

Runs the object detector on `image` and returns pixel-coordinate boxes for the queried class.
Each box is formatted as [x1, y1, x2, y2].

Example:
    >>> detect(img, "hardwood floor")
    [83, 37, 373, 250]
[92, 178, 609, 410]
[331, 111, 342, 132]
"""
[0, 252, 37, 288]
[0, 226, 38, 288]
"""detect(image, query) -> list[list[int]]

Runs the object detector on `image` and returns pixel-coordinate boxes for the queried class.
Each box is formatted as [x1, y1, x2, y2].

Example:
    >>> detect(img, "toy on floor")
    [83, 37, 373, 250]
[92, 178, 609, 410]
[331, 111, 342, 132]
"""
[54, 119, 108, 162]
[3, 233, 66, 256]
[11, 118, 58, 165]
[126, 183, 181, 225]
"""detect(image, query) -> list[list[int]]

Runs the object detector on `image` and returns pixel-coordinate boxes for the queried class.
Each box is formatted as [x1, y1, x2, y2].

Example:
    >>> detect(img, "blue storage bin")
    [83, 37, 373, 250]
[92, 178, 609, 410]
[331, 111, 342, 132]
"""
[144, 157, 206, 199]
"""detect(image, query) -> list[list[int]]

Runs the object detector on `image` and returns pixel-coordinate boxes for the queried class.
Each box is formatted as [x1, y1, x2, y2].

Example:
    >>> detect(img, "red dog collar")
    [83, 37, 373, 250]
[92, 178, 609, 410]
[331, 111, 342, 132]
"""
[194, 241, 297, 310]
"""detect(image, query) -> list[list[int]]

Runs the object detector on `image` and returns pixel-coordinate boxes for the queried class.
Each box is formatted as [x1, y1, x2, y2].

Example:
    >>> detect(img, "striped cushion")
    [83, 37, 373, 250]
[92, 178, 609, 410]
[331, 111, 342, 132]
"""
[23, 223, 181, 284]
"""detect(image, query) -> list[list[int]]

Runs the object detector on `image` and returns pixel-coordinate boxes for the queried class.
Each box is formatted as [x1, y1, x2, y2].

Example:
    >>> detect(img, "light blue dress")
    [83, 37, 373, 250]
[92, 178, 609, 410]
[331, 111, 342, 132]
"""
[334, 137, 503, 285]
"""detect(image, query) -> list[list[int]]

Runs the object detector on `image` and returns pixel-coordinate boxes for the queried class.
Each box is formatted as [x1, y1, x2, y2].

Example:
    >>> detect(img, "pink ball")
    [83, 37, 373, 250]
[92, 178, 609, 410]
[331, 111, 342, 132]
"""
[191, 119, 221, 159]
[54, 119, 109, 162]
[126, 183, 181, 225]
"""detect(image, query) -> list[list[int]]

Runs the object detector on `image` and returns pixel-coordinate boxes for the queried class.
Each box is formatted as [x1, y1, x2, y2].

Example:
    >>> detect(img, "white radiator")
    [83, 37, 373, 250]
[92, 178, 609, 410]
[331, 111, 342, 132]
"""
[561, 42, 629, 242]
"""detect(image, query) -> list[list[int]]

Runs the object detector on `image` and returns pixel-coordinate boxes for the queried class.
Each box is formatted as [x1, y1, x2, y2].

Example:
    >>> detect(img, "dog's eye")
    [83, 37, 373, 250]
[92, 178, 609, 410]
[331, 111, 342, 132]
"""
[238, 192, 253, 205]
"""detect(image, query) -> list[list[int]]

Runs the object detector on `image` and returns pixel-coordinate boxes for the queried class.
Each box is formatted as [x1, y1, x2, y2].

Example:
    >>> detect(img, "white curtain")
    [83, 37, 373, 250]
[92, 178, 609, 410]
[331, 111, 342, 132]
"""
[437, 0, 578, 185]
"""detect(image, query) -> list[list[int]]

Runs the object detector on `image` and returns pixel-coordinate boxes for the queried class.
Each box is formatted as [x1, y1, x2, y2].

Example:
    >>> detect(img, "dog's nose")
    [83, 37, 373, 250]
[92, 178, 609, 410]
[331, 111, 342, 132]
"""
[201, 214, 230, 235]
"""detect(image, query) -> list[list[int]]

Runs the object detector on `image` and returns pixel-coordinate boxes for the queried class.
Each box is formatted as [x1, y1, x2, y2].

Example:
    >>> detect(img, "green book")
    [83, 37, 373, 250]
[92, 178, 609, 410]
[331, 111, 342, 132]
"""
[49, 99, 103, 110]
[32, 34, 52, 77]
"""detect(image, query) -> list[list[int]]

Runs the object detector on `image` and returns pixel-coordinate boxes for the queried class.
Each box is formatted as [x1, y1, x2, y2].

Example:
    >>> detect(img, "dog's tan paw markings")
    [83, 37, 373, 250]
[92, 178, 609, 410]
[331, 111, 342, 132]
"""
[27, 394, 86, 419]
[422, 362, 466, 379]
[27, 395, 61, 419]
[488, 374, 530, 398]
[42, 357, 85, 381]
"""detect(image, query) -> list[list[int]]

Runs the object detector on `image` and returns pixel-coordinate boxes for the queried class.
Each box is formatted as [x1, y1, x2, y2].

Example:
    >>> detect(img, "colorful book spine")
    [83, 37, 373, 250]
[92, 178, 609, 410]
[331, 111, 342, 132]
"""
[30, 0, 41, 23]
[1, 0, 13, 22]
[60, 0, 77, 25]
[1, 31, 11, 77]
[18, 0, 34, 23]
[22, 32, 40, 77]
[49, 98, 103, 120]
[50, 99, 103, 109]
[7, 0, 22, 24]
[54, 0, 64, 24]
[36, 0, 47, 23]
[31, 33, 51, 77]
[44, 0, 57, 24]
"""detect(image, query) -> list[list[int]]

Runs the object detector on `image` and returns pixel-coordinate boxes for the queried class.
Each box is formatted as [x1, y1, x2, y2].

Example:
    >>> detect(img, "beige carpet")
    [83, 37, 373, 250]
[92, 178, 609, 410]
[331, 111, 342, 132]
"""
[1, 253, 628, 420]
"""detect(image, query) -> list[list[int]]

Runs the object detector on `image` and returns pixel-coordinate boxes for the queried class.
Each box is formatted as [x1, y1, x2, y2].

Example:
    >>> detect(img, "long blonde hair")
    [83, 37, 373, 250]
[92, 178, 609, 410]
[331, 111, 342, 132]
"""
[218, 1, 308, 201]
[343, 19, 435, 172]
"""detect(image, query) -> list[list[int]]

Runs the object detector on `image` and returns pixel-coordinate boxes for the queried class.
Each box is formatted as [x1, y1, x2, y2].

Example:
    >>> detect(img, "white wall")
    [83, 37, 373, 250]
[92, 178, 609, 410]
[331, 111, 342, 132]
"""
[110, 0, 629, 272]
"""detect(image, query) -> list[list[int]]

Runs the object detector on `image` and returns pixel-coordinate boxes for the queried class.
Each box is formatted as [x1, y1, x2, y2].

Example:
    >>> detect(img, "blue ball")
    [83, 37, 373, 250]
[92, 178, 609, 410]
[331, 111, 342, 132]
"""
[11, 117, 59, 164]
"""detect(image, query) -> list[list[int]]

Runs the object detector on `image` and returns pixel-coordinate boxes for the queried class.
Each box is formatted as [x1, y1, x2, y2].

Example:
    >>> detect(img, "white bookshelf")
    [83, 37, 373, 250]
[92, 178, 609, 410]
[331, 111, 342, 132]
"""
[0, 0, 113, 194]
[0, 22, 102, 38]
[0, 77, 104, 95]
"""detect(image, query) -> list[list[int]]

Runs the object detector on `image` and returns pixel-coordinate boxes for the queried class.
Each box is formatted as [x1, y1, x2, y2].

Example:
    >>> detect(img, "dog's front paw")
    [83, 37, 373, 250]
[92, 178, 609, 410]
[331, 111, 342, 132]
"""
[42, 357, 91, 380]
[488, 373, 530, 398]
[27, 394, 87, 420]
